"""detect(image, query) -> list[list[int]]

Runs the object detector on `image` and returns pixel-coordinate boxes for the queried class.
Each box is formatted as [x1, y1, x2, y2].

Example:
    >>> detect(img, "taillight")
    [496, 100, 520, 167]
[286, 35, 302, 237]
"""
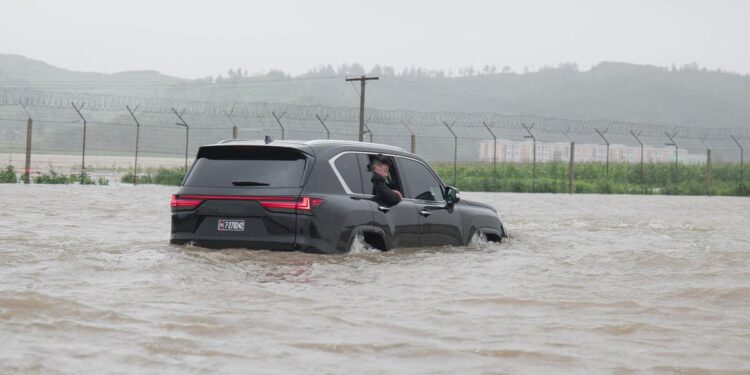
[170, 194, 322, 213]
[259, 197, 323, 214]
[171, 194, 204, 209]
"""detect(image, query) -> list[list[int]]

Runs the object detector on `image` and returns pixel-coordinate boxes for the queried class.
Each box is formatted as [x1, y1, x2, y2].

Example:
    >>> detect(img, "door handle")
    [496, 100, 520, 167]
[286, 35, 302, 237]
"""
[378, 206, 390, 213]
[419, 209, 432, 217]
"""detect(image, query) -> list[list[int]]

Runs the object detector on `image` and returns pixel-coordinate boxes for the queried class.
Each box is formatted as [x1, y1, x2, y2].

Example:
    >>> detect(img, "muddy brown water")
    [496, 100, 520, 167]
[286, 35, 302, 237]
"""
[1, 185, 749, 374]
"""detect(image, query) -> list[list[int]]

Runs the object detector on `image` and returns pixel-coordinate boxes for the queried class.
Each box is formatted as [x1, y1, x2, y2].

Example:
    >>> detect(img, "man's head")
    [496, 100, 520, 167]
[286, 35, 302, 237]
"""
[371, 154, 390, 177]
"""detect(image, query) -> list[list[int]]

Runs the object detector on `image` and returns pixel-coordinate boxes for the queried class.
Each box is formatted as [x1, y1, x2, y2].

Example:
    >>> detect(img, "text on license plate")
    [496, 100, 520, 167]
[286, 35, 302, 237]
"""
[218, 219, 245, 232]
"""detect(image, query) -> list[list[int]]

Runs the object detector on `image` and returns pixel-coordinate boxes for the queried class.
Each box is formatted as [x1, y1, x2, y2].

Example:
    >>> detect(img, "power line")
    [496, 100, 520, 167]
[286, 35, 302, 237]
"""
[0, 75, 345, 87]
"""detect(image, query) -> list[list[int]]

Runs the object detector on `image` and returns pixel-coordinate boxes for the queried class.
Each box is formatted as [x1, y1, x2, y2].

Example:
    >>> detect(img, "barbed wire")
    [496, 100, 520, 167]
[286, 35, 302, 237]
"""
[1, 88, 748, 141]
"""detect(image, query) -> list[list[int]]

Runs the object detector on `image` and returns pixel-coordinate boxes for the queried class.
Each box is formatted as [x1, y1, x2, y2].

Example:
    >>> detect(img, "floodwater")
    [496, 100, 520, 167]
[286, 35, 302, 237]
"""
[1, 185, 749, 374]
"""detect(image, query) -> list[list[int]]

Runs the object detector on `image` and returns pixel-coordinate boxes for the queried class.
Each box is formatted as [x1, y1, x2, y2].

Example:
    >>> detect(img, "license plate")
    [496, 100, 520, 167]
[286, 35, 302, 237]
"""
[218, 219, 245, 232]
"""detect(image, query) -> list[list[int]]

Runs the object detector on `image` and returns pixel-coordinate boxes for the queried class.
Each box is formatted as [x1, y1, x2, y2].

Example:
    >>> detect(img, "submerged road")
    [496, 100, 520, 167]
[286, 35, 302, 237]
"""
[1, 185, 748, 374]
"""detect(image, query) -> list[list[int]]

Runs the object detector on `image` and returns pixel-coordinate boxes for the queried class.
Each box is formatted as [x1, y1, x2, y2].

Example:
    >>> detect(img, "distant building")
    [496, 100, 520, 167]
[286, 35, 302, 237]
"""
[479, 139, 698, 164]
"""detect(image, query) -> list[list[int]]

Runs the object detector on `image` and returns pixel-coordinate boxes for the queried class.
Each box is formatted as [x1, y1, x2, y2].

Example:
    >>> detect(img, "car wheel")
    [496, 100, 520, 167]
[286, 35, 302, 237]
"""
[468, 230, 490, 248]
[348, 231, 385, 253]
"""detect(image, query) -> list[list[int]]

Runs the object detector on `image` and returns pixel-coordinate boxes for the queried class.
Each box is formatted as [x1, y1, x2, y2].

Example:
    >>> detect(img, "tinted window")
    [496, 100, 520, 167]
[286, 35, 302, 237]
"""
[357, 153, 374, 195]
[398, 158, 445, 201]
[184, 146, 306, 188]
[333, 153, 363, 194]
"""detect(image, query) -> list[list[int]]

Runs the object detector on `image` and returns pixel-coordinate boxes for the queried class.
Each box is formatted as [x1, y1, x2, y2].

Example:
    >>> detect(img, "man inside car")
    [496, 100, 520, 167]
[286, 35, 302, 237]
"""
[371, 154, 402, 206]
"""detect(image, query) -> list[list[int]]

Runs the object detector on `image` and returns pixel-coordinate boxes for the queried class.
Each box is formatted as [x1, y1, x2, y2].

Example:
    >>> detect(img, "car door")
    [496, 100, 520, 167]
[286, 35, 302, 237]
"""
[357, 153, 420, 248]
[396, 157, 463, 247]
[325, 152, 382, 250]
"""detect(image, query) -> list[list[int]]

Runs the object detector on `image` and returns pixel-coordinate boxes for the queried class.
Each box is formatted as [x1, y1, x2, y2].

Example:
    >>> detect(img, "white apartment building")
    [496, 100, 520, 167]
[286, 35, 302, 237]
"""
[479, 140, 699, 164]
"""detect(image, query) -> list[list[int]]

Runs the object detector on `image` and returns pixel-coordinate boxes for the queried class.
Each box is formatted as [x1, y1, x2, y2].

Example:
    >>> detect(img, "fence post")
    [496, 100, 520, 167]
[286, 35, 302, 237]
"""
[126, 105, 141, 185]
[71, 102, 87, 184]
[631, 131, 644, 193]
[522, 123, 536, 192]
[315, 114, 330, 139]
[271, 111, 285, 140]
[22, 117, 32, 183]
[18, 100, 33, 183]
[223, 107, 238, 140]
[698, 136, 712, 196]
[731, 135, 744, 188]
[665, 131, 679, 187]
[482, 122, 497, 184]
[594, 128, 610, 178]
[707, 148, 712, 195]
[568, 142, 575, 194]
[400, 120, 416, 153]
[443, 121, 458, 187]
[363, 115, 373, 142]
[172, 108, 190, 173]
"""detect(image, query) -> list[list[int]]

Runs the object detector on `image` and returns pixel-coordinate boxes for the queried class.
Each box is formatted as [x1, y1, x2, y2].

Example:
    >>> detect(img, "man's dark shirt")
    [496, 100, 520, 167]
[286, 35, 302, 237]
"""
[372, 173, 401, 206]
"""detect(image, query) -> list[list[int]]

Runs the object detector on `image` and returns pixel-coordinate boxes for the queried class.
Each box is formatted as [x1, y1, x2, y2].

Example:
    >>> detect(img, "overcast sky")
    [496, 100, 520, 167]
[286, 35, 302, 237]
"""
[1, 0, 748, 79]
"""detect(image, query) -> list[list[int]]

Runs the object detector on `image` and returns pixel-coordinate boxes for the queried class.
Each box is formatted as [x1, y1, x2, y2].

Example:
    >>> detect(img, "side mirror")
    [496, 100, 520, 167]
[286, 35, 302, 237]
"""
[445, 186, 460, 205]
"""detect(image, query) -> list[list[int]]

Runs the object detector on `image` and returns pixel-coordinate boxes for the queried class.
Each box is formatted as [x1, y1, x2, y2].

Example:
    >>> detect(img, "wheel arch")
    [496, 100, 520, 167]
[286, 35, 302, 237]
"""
[345, 225, 391, 252]
[467, 225, 505, 244]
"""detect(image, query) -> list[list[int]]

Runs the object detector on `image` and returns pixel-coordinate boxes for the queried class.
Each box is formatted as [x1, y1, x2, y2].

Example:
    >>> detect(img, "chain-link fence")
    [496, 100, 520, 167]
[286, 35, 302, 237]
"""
[0, 88, 747, 194]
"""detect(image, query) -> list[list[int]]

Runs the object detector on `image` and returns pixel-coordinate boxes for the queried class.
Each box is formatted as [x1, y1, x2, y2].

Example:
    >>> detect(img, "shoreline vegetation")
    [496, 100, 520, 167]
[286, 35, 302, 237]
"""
[2, 163, 747, 196]
[432, 162, 749, 196]
[1, 165, 109, 185]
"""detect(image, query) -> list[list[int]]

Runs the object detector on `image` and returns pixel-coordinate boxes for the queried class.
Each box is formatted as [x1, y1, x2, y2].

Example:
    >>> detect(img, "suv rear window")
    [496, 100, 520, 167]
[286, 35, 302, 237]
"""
[184, 146, 307, 188]
[333, 153, 364, 194]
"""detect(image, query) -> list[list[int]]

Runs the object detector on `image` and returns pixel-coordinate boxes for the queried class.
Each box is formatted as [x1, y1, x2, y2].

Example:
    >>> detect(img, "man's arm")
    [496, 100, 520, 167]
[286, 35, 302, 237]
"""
[373, 174, 402, 206]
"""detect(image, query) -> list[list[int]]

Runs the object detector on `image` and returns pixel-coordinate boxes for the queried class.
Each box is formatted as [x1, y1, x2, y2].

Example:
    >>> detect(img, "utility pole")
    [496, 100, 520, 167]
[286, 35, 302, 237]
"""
[345, 75, 379, 142]
[126, 105, 141, 185]
[71, 102, 87, 184]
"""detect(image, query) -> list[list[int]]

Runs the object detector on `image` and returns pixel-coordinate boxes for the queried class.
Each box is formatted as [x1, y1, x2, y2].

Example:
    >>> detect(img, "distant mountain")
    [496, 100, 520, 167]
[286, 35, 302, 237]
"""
[1, 54, 749, 129]
[0, 53, 184, 96]
[164, 61, 750, 129]
[0, 53, 103, 81]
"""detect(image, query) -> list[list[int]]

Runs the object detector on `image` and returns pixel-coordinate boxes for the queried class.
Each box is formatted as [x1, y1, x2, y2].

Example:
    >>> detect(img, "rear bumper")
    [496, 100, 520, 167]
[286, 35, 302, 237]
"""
[170, 232, 293, 250]
[170, 233, 336, 254]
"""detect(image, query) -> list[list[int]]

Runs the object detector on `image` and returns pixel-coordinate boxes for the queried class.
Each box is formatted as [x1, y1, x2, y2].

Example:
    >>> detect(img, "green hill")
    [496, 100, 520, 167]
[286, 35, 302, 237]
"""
[1, 54, 749, 129]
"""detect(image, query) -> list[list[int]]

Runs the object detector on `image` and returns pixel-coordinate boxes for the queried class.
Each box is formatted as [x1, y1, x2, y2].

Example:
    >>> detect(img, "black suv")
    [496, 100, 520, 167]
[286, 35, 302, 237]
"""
[171, 140, 506, 254]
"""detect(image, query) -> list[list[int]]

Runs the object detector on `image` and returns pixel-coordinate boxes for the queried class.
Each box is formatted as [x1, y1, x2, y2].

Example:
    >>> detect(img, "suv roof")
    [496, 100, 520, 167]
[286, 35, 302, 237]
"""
[211, 139, 408, 154]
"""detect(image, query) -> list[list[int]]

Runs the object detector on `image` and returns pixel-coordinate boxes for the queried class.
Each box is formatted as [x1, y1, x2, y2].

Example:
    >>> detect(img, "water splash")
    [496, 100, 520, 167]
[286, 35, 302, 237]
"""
[468, 231, 490, 249]
[348, 233, 379, 254]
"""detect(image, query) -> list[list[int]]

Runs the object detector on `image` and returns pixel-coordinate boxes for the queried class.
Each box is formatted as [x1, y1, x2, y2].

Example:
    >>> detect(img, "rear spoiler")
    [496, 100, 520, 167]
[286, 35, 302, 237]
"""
[196, 145, 314, 159]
